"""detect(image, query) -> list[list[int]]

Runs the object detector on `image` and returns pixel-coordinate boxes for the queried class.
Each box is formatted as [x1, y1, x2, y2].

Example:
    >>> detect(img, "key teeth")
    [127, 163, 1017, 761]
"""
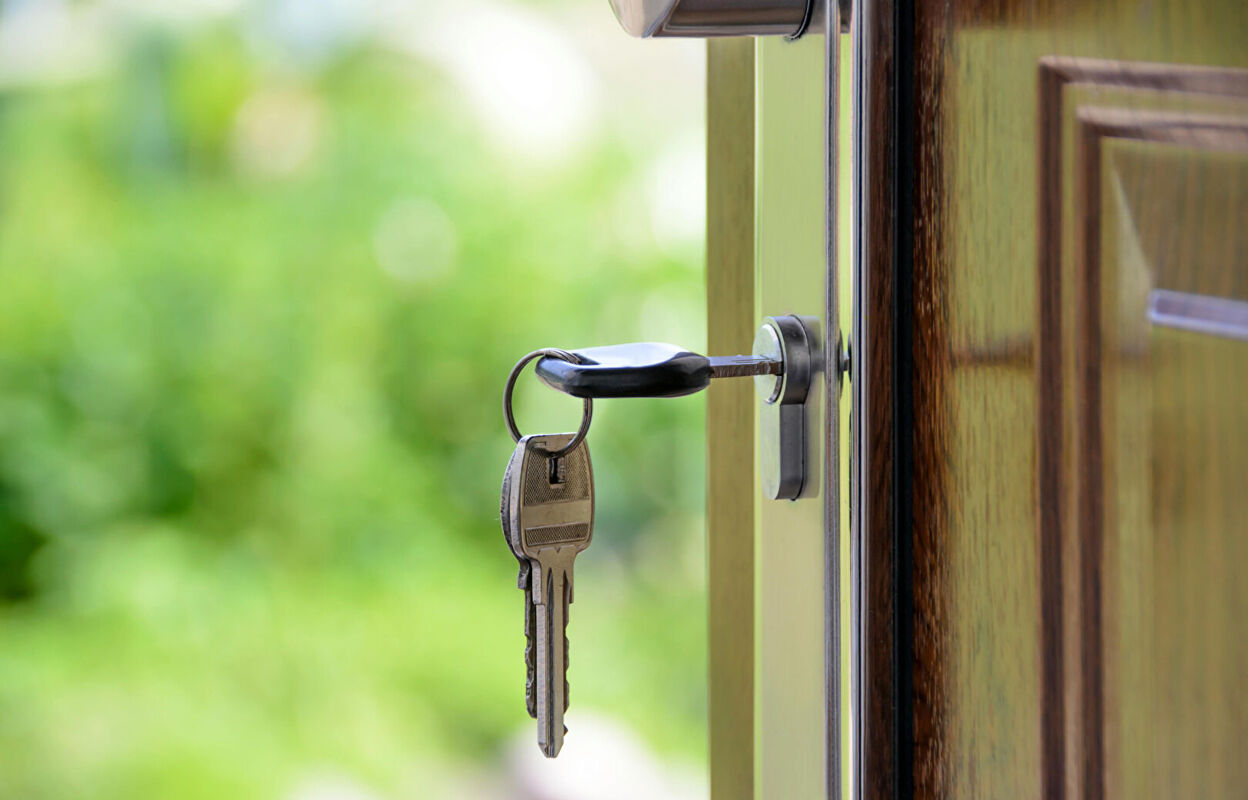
[525, 637, 537, 718]
[525, 644, 537, 718]
[525, 585, 538, 719]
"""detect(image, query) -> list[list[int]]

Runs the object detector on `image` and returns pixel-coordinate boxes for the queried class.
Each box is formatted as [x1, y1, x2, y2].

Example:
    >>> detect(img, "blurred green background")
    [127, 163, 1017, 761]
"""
[0, 1, 708, 797]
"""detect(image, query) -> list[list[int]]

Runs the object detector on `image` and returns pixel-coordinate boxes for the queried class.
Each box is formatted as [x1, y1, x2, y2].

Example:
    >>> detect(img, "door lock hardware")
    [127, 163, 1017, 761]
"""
[752, 315, 817, 500]
[607, 0, 850, 38]
[533, 315, 828, 500]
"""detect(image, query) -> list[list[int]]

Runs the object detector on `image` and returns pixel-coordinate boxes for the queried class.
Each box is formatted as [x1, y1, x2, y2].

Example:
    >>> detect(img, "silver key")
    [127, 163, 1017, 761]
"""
[500, 439, 537, 719]
[505, 432, 594, 758]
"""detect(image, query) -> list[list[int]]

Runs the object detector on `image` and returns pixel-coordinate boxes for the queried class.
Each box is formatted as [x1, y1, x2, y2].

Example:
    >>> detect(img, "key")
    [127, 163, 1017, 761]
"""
[507, 432, 594, 758]
[500, 439, 538, 719]
[534, 341, 781, 398]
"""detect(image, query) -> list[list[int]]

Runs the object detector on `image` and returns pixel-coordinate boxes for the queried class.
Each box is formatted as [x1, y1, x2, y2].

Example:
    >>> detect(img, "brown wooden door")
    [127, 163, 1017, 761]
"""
[853, 1, 1248, 798]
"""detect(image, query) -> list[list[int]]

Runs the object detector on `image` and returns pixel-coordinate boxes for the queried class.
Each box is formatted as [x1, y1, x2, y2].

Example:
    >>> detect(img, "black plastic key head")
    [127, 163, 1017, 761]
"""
[535, 343, 712, 399]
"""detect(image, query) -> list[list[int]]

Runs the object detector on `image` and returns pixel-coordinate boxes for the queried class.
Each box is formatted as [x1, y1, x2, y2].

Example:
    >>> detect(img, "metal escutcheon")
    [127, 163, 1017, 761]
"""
[753, 315, 818, 500]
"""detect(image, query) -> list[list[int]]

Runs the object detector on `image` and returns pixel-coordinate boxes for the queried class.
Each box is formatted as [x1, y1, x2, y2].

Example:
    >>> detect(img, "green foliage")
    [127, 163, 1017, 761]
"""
[0, 14, 706, 797]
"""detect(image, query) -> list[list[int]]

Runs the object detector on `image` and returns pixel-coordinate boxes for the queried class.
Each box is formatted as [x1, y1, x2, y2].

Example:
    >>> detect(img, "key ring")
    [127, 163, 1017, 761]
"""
[785, 0, 816, 40]
[504, 348, 593, 458]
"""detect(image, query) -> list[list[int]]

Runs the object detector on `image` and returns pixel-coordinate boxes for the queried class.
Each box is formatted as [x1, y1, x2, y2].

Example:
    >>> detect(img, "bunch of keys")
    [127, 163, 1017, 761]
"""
[500, 349, 595, 758]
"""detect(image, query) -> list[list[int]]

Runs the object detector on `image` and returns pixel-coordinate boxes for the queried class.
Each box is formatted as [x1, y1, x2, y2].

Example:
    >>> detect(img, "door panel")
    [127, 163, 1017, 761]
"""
[754, 34, 832, 800]
[857, 0, 1248, 798]
[1082, 127, 1248, 799]
[707, 29, 842, 800]
[1042, 59, 1248, 800]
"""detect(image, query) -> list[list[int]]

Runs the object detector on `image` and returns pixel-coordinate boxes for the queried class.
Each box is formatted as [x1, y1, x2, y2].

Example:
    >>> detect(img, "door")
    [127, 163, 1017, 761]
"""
[855, 0, 1248, 798]
[628, 0, 1246, 797]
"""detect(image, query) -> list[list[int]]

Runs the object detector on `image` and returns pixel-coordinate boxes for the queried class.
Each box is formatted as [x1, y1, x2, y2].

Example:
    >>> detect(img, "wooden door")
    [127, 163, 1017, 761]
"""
[854, 0, 1248, 798]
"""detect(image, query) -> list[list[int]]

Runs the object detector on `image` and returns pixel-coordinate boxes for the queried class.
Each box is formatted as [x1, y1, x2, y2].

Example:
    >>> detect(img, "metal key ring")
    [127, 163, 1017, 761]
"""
[503, 348, 593, 458]
[785, 0, 816, 40]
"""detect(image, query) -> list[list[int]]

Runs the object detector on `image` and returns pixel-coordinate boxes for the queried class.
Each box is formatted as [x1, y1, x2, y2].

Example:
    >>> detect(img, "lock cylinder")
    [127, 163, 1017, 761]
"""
[753, 315, 817, 500]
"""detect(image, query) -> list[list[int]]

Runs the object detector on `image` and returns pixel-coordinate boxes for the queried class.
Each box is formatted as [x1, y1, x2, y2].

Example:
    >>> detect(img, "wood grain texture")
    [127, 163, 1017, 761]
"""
[1073, 107, 1248, 800]
[854, 0, 900, 795]
[862, 1, 1248, 798]
[706, 37, 755, 800]
[1039, 60, 1248, 800]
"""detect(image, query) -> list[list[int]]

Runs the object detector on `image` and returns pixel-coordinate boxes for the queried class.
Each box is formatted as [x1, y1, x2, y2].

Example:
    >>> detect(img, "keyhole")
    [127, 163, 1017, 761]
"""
[548, 456, 565, 485]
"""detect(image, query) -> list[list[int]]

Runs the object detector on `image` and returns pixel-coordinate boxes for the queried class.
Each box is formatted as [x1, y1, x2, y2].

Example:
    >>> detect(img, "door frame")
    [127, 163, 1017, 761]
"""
[706, 36, 758, 800]
[851, 0, 905, 796]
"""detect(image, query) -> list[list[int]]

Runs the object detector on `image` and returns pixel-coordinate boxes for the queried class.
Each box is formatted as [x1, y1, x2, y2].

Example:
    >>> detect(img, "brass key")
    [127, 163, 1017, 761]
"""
[503, 432, 594, 758]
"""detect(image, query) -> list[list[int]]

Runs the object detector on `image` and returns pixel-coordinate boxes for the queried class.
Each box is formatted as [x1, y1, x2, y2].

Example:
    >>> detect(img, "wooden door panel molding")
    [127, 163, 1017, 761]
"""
[1037, 57, 1248, 800]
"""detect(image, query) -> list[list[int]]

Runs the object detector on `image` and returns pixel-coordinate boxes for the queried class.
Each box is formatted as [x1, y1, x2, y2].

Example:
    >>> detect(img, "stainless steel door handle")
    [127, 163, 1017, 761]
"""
[608, 0, 829, 38]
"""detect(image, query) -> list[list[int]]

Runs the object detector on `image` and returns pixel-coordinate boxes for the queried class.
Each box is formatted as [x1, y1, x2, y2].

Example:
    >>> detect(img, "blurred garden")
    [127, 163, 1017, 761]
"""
[0, 1, 708, 797]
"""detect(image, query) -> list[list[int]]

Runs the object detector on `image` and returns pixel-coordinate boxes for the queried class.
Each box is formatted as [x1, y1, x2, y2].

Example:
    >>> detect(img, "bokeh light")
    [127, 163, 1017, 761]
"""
[0, 1, 708, 797]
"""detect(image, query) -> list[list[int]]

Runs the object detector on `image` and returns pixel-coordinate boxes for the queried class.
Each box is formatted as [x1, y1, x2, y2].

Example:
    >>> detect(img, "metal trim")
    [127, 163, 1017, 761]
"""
[848, 0, 866, 794]
[609, 0, 830, 38]
[1148, 289, 1248, 342]
[823, 3, 844, 799]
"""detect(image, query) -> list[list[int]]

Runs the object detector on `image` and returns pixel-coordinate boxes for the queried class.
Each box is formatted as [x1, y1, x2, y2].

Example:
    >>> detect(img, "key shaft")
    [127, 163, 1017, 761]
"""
[533, 553, 574, 757]
[706, 354, 783, 379]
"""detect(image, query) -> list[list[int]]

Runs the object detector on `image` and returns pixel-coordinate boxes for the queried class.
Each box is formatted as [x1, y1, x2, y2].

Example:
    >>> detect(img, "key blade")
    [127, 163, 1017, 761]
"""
[706, 353, 783, 379]
[535, 559, 571, 758]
